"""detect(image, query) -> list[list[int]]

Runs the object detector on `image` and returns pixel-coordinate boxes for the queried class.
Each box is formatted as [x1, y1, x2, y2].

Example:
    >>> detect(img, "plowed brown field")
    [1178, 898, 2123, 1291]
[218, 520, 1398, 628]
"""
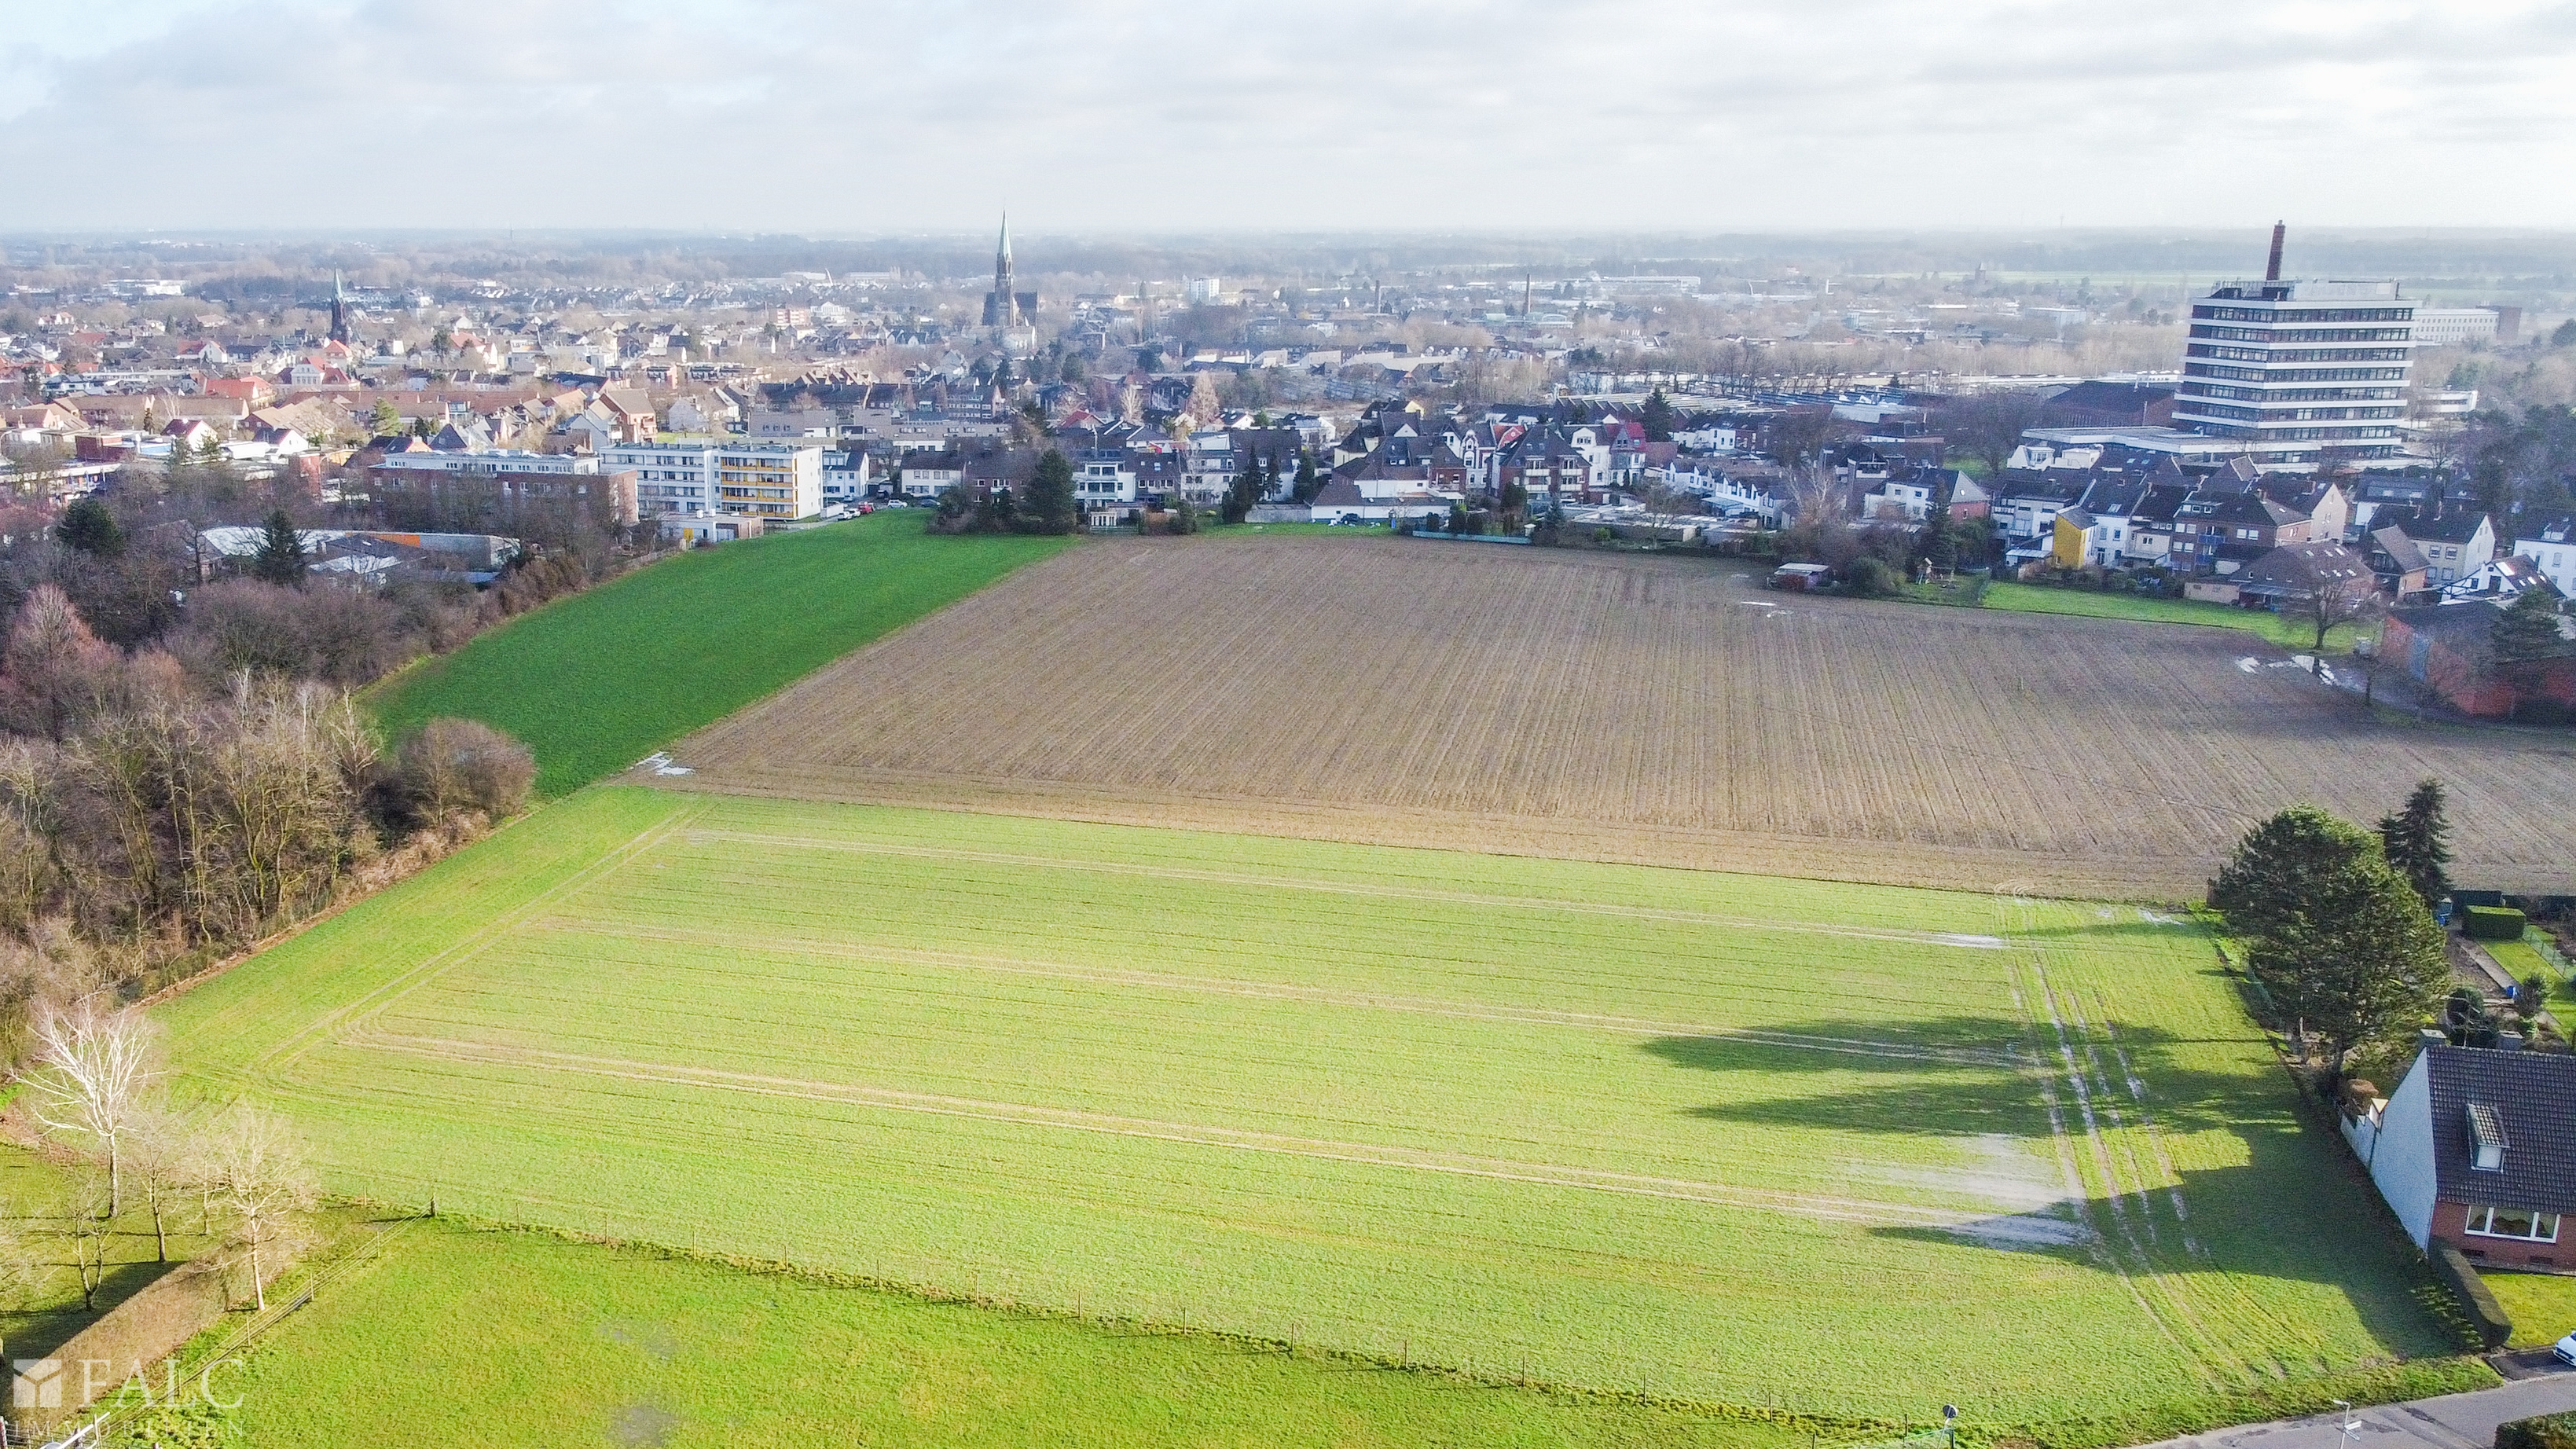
[655, 535, 2576, 897]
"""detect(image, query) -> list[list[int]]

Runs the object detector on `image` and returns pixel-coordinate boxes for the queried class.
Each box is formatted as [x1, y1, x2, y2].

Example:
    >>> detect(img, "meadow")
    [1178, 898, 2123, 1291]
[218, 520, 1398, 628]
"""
[156, 787, 2463, 1432]
[666, 535, 2576, 896]
[222, 1219, 1814, 1449]
[365, 510, 1073, 794]
[1976, 581, 2367, 651]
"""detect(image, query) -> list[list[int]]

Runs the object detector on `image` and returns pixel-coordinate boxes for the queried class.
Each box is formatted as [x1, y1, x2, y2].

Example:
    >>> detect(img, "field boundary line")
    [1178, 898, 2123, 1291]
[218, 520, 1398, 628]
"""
[244, 802, 711, 1079]
[676, 827, 2015, 951]
[525, 915, 2019, 1066]
[345, 1028, 2056, 1233]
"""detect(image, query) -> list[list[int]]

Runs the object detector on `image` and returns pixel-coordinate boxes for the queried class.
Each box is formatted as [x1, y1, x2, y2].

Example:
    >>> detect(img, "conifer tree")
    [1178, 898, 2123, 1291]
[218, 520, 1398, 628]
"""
[2376, 780, 2453, 910]
[251, 508, 306, 586]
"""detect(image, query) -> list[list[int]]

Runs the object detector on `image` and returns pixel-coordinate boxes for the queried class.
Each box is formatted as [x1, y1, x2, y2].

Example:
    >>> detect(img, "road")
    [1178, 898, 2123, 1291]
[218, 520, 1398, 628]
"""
[2138, 1358, 2576, 1449]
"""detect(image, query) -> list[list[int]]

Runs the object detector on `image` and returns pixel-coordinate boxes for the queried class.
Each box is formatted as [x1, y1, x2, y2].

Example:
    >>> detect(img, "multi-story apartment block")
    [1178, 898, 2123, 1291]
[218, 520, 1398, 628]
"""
[2174, 232, 2414, 470]
[603, 439, 822, 519]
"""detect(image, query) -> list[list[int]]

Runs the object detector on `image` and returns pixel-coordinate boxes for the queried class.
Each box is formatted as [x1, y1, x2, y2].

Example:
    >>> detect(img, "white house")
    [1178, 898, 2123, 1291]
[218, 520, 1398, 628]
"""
[2513, 516, 2576, 596]
[823, 449, 873, 504]
[2343, 1042, 2576, 1269]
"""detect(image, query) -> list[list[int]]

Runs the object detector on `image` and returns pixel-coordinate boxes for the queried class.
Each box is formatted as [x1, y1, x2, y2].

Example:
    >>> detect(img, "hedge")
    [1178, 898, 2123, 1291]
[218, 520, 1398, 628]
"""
[2433, 1242, 2513, 1349]
[2466, 906, 2531, 942]
[2497, 1412, 2576, 1449]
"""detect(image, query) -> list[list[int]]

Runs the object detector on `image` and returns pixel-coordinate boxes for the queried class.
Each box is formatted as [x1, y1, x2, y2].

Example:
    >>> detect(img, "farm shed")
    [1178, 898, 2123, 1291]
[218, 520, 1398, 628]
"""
[2381, 602, 2576, 720]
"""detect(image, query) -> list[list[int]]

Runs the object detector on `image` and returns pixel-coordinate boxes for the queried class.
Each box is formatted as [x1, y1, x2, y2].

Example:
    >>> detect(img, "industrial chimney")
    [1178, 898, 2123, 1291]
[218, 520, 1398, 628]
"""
[2264, 222, 2286, 283]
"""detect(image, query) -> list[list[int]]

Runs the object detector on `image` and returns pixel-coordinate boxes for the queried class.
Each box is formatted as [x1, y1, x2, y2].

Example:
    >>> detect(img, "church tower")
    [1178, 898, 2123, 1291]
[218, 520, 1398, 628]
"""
[328, 270, 350, 344]
[982, 214, 1035, 354]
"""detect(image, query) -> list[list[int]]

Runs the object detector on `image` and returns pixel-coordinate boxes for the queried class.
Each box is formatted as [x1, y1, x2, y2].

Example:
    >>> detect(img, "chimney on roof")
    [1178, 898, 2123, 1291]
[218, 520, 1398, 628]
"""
[2264, 222, 2286, 283]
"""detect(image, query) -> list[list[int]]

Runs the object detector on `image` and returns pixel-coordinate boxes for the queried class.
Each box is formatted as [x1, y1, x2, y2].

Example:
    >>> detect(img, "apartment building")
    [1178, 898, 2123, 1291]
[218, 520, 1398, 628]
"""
[2173, 267, 2414, 468]
[603, 438, 823, 519]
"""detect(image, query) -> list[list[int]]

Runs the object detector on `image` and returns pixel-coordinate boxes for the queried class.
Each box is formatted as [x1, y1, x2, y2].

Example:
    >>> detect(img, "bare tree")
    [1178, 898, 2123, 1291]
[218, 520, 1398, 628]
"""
[1932, 387, 2050, 480]
[0, 1194, 35, 1297]
[123, 1103, 194, 1264]
[27, 997, 161, 1216]
[2277, 545, 2384, 666]
[201, 1101, 317, 1311]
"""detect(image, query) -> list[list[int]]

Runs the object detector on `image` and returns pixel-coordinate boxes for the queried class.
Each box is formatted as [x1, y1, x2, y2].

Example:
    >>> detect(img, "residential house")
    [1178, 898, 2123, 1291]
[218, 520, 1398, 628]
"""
[2233, 541, 2376, 614]
[2441, 554, 2556, 605]
[2347, 1044, 2576, 1267]
[2376, 509, 2497, 588]
[2512, 517, 2576, 597]
[2363, 527, 2433, 600]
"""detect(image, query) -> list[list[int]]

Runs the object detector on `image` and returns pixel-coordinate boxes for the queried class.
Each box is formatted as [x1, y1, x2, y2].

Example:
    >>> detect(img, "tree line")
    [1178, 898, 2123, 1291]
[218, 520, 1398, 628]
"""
[0, 581, 534, 1068]
[16, 998, 317, 1314]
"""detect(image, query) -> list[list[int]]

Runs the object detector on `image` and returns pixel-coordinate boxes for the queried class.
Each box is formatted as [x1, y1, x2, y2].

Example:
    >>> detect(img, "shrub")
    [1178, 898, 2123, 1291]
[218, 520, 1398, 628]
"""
[1842, 556, 1899, 598]
[169, 578, 413, 686]
[2431, 1242, 2511, 1348]
[2465, 905, 2530, 941]
[2497, 1414, 2576, 1449]
[395, 717, 535, 823]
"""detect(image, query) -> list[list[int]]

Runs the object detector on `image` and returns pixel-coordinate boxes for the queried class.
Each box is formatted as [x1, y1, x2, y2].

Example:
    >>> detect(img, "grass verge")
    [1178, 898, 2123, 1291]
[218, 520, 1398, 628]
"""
[365, 512, 1073, 794]
[1978, 581, 2365, 651]
[2486, 1271, 2576, 1350]
[219, 1215, 1818, 1449]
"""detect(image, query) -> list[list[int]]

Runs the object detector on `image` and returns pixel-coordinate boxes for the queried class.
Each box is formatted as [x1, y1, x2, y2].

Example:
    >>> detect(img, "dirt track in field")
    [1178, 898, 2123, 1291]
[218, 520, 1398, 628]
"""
[648, 535, 2576, 898]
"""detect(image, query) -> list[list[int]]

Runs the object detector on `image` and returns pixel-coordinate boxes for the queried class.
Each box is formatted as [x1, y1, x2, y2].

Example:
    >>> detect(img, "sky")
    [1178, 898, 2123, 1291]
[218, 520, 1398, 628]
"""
[2, 0, 2572, 235]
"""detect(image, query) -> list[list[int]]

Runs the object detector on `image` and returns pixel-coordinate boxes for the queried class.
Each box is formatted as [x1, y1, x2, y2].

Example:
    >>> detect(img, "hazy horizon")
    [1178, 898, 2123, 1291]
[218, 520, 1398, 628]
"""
[4, 0, 2571, 233]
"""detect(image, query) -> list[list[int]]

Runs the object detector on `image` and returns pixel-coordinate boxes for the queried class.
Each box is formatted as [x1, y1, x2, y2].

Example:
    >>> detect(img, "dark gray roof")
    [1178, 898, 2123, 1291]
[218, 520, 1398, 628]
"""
[2424, 1045, 2576, 1212]
[2383, 508, 2493, 546]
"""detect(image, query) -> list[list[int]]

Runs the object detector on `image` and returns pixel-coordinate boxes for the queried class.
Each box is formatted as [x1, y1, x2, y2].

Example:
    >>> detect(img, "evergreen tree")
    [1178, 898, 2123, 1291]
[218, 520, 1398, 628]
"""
[2376, 779, 2453, 910]
[1022, 449, 1078, 535]
[2209, 806, 2373, 945]
[369, 398, 401, 437]
[1168, 494, 1200, 535]
[1293, 449, 1321, 504]
[251, 508, 306, 586]
[1222, 459, 1262, 524]
[2492, 586, 2565, 665]
[2211, 806, 2447, 1072]
[54, 497, 123, 558]
[1640, 387, 1678, 442]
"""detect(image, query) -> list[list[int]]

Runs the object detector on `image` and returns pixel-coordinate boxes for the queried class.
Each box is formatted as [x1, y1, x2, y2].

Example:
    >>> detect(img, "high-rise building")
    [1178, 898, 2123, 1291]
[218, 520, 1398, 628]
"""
[2171, 223, 2415, 469]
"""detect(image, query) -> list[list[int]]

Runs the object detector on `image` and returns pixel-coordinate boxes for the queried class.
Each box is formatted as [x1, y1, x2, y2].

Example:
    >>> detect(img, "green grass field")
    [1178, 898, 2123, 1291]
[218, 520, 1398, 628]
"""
[2483, 1271, 2576, 1351]
[365, 512, 1073, 794]
[152, 787, 2460, 1432]
[222, 1219, 1810, 1449]
[1978, 581, 2365, 651]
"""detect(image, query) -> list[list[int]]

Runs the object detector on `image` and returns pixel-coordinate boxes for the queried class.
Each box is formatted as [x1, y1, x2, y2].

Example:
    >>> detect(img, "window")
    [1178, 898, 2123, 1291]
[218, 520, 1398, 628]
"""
[2465, 1205, 2560, 1242]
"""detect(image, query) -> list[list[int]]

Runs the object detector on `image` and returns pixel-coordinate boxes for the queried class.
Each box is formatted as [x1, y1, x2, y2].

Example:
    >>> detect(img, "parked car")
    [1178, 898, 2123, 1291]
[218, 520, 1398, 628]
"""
[2556, 1331, 2576, 1367]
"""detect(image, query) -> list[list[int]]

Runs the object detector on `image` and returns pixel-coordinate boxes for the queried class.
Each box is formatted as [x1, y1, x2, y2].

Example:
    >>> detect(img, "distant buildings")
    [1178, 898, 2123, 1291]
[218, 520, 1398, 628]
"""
[600, 438, 821, 519]
[2171, 226, 2416, 469]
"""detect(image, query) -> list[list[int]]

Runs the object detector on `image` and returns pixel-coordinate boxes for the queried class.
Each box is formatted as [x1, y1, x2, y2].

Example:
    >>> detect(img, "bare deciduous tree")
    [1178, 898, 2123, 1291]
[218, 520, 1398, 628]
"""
[27, 997, 160, 1216]
[201, 1101, 317, 1311]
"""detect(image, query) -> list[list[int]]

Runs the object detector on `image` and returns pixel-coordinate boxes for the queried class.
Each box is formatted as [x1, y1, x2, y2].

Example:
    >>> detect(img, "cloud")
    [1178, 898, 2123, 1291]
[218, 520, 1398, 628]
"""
[0, 0, 2570, 231]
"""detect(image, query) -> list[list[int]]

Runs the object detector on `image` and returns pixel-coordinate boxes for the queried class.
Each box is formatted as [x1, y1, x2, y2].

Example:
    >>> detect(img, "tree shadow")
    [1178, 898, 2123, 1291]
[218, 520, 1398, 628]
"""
[1638, 1015, 2458, 1359]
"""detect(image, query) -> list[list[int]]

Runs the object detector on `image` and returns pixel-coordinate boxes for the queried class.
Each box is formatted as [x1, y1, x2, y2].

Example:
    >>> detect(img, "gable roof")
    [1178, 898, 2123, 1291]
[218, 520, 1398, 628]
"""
[2383, 508, 2493, 546]
[2424, 1046, 2576, 1213]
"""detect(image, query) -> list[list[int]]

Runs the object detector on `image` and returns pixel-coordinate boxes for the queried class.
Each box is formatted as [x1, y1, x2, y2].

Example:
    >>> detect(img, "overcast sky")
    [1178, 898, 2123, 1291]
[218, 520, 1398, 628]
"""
[2, 0, 2570, 235]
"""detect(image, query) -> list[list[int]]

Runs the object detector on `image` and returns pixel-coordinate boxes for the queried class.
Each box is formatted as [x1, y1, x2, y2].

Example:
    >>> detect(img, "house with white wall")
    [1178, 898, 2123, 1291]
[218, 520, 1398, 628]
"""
[2344, 1044, 2576, 1267]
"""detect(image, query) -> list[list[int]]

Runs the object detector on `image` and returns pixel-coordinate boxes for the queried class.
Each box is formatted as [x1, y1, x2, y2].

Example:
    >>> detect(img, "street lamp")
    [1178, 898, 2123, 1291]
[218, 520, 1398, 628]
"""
[1944, 1404, 1958, 1449]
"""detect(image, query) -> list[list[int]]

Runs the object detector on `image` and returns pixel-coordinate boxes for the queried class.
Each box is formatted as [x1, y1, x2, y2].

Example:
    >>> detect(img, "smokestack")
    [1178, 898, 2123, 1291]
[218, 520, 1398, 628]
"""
[2264, 222, 2286, 283]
